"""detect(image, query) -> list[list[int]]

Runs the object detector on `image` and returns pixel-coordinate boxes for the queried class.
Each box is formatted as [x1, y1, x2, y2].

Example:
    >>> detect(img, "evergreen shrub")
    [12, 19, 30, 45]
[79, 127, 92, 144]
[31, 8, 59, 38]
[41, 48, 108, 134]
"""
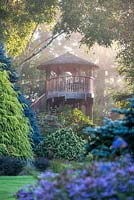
[0, 44, 42, 151]
[0, 71, 33, 159]
[33, 157, 50, 171]
[84, 98, 134, 159]
[36, 128, 86, 160]
[0, 156, 24, 176]
[17, 93, 43, 151]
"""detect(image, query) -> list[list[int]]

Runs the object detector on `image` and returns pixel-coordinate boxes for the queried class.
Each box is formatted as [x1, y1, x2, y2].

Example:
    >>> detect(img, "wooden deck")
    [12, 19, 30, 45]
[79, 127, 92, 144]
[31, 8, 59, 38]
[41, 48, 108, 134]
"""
[46, 76, 94, 99]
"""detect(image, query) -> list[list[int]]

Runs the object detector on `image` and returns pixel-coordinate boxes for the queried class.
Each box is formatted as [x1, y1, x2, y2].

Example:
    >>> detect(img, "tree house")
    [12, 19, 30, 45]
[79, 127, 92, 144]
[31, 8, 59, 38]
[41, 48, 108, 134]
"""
[32, 53, 99, 118]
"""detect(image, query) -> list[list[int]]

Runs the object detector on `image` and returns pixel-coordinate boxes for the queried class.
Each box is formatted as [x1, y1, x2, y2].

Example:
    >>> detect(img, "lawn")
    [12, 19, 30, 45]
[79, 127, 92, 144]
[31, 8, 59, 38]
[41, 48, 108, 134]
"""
[0, 176, 35, 200]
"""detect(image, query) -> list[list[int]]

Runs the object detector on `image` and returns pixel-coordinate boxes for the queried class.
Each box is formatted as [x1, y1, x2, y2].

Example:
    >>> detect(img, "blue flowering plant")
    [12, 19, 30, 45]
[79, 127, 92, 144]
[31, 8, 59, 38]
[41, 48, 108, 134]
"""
[16, 156, 134, 200]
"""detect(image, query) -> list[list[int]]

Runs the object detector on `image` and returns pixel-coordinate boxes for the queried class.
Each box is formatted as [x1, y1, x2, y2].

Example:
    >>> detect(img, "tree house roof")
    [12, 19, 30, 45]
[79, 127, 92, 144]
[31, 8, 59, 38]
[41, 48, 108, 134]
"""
[38, 52, 99, 71]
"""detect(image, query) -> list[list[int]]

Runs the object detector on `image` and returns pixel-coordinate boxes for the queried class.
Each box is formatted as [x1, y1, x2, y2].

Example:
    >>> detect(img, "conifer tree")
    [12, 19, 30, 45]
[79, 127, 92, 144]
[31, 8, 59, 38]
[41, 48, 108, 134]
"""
[0, 44, 42, 150]
[0, 44, 18, 83]
[85, 98, 134, 158]
[0, 70, 33, 158]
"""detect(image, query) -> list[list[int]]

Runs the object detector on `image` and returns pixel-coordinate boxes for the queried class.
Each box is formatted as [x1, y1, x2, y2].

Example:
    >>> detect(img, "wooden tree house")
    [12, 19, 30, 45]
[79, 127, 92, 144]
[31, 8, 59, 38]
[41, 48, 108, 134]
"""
[32, 53, 99, 118]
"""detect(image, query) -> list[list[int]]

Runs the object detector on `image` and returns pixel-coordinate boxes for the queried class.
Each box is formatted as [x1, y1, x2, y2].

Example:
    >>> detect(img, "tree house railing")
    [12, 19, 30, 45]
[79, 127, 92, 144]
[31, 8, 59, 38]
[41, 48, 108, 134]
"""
[46, 76, 94, 97]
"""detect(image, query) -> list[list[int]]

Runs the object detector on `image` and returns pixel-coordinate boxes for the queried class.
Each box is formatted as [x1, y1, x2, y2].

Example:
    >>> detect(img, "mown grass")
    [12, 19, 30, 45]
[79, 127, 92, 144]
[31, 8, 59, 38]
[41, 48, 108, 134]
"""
[0, 176, 35, 200]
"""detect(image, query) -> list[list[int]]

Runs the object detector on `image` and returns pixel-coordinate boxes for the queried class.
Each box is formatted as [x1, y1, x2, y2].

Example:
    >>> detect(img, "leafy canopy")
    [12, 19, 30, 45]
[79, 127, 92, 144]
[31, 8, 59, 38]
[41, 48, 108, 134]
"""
[0, 0, 59, 56]
[0, 0, 133, 89]
[55, 0, 134, 86]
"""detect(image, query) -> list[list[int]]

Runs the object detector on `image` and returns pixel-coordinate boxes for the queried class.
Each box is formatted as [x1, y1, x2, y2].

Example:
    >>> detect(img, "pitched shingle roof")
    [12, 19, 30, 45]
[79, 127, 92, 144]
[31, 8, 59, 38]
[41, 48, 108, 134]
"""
[38, 52, 99, 70]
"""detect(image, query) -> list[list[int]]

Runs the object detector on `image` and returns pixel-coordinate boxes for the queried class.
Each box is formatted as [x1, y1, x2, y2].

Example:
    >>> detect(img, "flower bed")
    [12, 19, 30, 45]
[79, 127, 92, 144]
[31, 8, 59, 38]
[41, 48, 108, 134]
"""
[16, 156, 134, 200]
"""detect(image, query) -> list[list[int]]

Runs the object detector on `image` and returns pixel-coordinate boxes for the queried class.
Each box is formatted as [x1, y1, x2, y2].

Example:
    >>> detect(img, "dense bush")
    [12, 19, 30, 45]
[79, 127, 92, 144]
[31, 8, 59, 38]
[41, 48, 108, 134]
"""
[0, 44, 42, 151]
[0, 71, 33, 158]
[16, 156, 134, 200]
[36, 128, 86, 160]
[33, 158, 50, 171]
[84, 98, 134, 159]
[0, 156, 24, 176]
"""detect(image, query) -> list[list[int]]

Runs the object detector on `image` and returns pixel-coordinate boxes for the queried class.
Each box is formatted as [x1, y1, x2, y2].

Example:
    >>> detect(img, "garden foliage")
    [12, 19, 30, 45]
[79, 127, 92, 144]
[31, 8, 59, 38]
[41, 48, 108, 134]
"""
[37, 113, 62, 134]
[36, 128, 86, 160]
[0, 156, 24, 176]
[17, 93, 43, 151]
[33, 157, 50, 172]
[16, 156, 134, 200]
[84, 98, 134, 159]
[0, 0, 59, 57]
[0, 44, 18, 83]
[58, 106, 94, 136]
[0, 44, 42, 151]
[0, 71, 33, 158]
[37, 106, 93, 137]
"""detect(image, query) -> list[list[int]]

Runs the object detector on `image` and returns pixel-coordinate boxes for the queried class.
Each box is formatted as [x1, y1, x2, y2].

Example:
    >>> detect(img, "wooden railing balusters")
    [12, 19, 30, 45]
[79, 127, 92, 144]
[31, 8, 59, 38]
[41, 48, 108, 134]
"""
[46, 76, 94, 96]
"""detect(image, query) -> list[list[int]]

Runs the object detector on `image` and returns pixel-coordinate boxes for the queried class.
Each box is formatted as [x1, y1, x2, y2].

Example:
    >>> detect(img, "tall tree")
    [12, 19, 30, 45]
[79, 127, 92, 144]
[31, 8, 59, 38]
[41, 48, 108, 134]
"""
[0, 70, 33, 158]
[0, 0, 59, 57]
[0, 44, 42, 150]
[14, 0, 133, 89]
[1, 0, 133, 94]
[54, 0, 134, 87]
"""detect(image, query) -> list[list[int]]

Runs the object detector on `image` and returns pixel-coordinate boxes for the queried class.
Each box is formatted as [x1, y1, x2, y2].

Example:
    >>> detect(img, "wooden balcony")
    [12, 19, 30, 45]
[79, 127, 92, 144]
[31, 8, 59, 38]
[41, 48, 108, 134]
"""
[46, 76, 94, 99]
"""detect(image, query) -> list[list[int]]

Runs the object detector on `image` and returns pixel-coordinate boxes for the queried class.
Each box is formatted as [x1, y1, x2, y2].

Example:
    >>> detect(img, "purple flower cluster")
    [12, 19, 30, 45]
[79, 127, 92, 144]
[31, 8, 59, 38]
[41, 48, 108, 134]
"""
[16, 158, 134, 200]
[112, 137, 128, 149]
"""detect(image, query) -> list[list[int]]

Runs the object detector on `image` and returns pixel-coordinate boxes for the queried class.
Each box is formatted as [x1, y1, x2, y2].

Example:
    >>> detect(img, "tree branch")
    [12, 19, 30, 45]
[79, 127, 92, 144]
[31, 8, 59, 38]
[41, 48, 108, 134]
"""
[28, 33, 54, 55]
[26, 23, 39, 53]
[20, 31, 64, 66]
